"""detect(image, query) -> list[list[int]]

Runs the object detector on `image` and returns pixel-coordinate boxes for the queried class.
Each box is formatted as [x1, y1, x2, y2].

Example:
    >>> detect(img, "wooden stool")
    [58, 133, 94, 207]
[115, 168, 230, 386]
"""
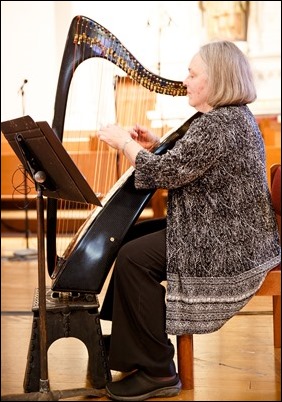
[23, 287, 111, 392]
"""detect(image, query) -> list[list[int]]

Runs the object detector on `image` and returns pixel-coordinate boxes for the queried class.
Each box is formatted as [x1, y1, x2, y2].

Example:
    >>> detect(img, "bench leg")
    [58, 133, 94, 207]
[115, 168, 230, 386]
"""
[273, 295, 281, 348]
[177, 334, 194, 390]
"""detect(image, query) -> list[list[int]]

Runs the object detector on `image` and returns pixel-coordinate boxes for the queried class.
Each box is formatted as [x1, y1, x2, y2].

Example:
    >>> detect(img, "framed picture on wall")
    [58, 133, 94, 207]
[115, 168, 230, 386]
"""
[199, 1, 250, 41]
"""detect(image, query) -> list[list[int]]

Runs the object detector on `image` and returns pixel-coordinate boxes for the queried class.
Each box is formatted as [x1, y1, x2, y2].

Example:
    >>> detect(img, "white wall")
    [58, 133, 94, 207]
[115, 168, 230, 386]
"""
[1, 1, 59, 123]
[1, 1, 281, 127]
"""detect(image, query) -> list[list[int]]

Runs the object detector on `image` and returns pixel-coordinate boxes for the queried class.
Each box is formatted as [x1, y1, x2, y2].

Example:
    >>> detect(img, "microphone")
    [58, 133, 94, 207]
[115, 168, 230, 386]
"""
[19, 79, 28, 93]
[20, 79, 28, 91]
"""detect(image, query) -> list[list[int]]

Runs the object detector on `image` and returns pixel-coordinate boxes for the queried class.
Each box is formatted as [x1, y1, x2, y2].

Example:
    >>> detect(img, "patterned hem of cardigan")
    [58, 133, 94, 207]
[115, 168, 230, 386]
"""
[166, 293, 259, 335]
[167, 254, 281, 286]
[166, 254, 280, 304]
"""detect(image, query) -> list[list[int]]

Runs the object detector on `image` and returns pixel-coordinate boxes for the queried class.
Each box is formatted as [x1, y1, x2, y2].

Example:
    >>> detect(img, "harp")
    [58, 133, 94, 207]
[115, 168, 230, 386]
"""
[48, 15, 201, 294]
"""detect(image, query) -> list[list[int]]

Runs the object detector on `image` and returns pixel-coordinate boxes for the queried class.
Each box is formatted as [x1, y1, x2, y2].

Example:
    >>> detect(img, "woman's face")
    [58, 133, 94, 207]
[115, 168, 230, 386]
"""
[183, 53, 212, 113]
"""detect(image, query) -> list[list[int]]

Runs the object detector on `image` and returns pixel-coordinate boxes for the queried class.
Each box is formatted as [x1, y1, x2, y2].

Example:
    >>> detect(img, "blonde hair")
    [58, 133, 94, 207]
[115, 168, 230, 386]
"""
[199, 41, 257, 107]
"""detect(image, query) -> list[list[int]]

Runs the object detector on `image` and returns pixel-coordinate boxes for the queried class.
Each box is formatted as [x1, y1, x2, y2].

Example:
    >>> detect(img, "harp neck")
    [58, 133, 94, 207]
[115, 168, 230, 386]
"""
[52, 15, 187, 141]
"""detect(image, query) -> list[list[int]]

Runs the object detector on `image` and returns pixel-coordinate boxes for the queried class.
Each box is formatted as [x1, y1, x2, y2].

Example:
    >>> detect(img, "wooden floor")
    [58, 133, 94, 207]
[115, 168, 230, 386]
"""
[1, 234, 281, 401]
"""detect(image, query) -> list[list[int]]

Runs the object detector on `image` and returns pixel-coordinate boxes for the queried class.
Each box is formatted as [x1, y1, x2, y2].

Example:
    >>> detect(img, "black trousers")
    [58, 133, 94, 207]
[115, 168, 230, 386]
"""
[100, 218, 176, 376]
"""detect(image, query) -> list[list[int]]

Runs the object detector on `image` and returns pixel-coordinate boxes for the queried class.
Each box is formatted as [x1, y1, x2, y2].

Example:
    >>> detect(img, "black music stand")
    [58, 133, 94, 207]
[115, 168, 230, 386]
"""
[1, 116, 105, 401]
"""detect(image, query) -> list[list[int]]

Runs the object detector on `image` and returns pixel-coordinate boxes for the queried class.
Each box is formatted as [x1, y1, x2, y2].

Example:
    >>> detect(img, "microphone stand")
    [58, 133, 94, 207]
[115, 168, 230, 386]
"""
[13, 79, 37, 259]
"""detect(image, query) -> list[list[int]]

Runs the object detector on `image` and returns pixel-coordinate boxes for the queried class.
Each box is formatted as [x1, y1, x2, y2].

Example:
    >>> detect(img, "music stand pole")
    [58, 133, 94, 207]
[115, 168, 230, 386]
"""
[34, 173, 49, 392]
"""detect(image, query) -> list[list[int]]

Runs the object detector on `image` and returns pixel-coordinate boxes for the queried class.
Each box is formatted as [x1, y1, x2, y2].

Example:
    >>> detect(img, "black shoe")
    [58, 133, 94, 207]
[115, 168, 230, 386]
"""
[106, 370, 181, 401]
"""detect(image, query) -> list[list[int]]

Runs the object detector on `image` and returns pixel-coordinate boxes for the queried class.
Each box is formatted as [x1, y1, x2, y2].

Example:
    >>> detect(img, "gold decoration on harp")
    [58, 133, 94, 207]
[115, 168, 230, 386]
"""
[72, 16, 187, 97]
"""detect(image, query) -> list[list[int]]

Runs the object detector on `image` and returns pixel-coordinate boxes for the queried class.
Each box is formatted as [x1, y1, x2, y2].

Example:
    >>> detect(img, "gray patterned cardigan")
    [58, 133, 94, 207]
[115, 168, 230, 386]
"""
[134, 105, 281, 335]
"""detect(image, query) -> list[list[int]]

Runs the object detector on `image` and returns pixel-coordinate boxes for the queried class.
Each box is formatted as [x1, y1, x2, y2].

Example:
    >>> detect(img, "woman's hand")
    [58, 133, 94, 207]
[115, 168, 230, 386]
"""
[97, 124, 132, 151]
[97, 124, 159, 153]
[129, 124, 159, 150]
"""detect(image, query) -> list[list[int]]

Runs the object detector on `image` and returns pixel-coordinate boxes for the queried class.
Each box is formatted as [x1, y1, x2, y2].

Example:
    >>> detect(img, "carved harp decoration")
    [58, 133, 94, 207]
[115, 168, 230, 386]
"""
[48, 15, 201, 294]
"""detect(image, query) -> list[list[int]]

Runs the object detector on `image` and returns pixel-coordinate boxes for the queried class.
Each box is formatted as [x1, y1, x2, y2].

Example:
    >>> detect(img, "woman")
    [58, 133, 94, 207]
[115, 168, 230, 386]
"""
[97, 40, 281, 401]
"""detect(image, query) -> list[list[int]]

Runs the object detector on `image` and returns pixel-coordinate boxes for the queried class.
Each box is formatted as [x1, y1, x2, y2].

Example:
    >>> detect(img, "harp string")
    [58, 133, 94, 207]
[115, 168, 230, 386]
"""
[55, 37, 154, 253]
[57, 62, 119, 252]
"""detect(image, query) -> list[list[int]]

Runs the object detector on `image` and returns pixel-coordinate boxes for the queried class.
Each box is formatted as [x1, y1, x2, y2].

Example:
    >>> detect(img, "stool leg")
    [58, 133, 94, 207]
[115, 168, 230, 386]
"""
[82, 314, 112, 388]
[23, 315, 41, 392]
[177, 334, 194, 390]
